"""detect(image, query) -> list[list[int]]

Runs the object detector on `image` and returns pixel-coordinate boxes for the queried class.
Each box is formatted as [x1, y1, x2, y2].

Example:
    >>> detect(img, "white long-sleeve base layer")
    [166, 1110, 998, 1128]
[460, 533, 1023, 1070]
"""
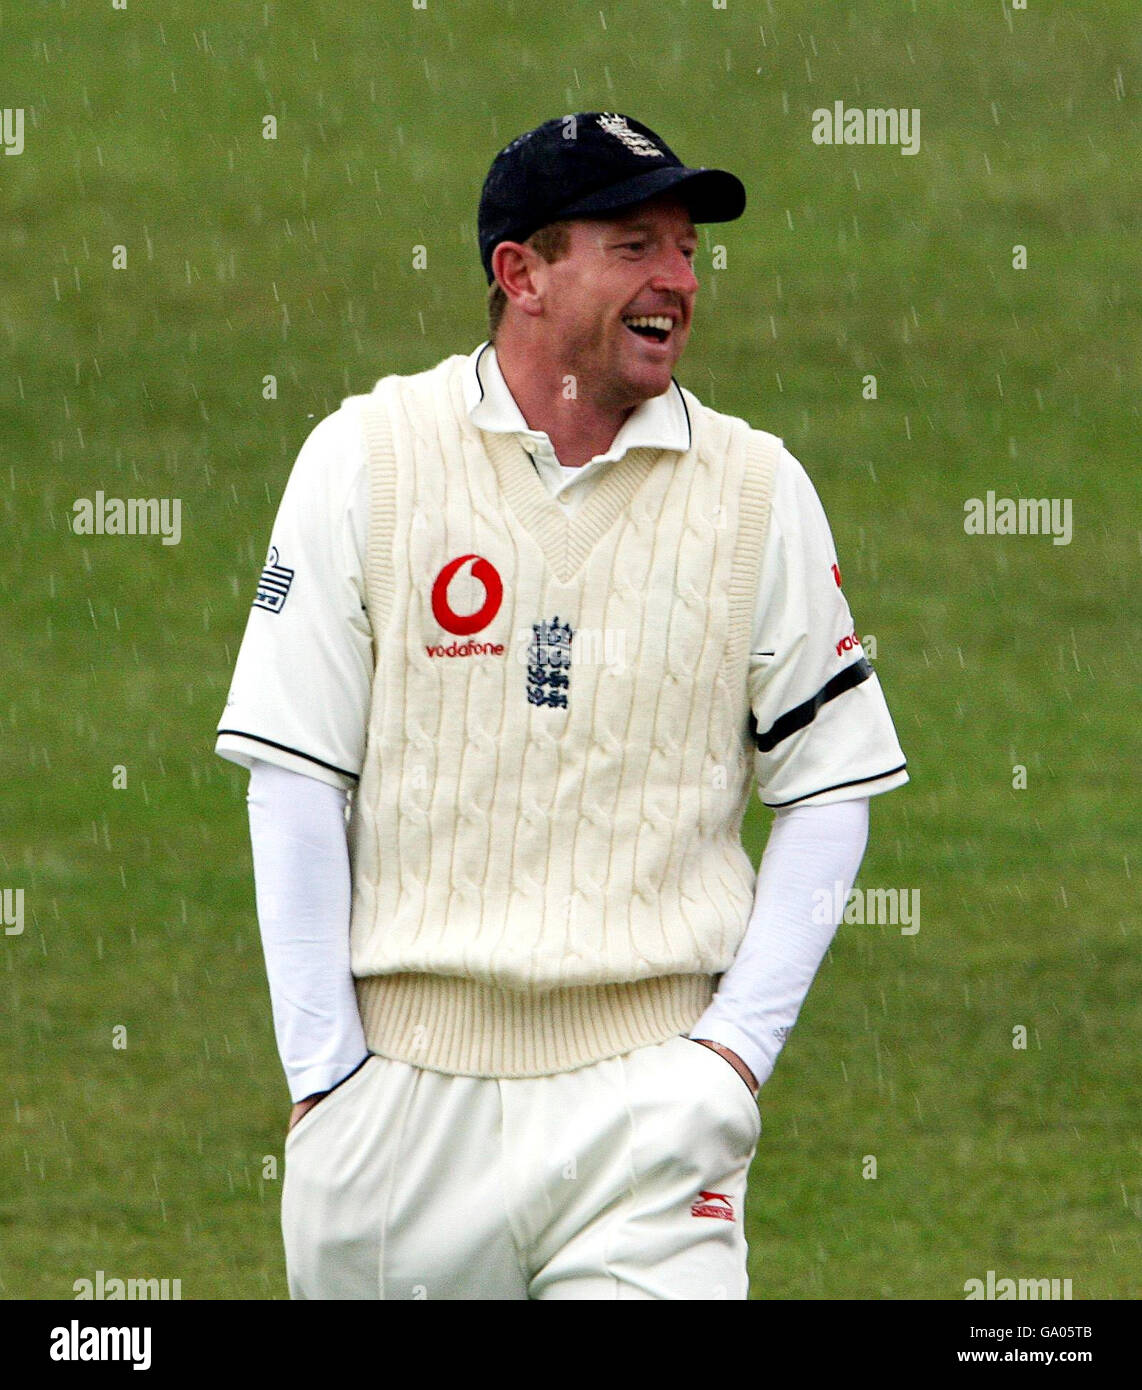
[246, 760, 367, 1103]
[246, 758, 869, 1102]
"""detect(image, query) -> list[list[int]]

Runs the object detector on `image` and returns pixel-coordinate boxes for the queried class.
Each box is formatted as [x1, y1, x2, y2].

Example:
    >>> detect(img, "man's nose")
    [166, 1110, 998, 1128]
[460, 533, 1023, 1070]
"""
[649, 246, 698, 295]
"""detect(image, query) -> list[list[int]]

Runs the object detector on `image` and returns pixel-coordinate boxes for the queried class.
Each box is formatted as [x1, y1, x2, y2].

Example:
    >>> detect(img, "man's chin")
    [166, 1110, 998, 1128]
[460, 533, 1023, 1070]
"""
[615, 351, 679, 401]
[627, 362, 677, 400]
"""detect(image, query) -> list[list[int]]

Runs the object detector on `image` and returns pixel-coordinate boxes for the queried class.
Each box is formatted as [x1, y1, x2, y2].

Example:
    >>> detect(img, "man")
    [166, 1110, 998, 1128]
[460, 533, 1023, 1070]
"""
[215, 112, 907, 1300]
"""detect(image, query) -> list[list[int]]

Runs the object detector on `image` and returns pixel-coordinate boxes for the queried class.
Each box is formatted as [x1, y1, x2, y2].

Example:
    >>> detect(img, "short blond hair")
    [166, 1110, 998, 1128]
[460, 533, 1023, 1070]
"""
[486, 221, 573, 344]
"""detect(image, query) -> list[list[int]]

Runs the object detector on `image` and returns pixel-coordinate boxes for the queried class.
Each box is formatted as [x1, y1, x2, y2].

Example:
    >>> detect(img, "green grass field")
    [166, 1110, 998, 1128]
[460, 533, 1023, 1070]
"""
[1, 1, 1138, 1299]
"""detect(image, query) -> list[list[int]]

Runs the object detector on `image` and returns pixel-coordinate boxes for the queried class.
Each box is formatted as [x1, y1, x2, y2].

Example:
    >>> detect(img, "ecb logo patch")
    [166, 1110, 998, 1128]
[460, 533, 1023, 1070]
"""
[527, 617, 573, 709]
[253, 546, 294, 614]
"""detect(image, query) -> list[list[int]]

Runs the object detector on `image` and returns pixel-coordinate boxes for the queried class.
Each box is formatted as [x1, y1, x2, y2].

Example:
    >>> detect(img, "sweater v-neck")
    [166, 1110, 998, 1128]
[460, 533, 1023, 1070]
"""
[480, 428, 670, 585]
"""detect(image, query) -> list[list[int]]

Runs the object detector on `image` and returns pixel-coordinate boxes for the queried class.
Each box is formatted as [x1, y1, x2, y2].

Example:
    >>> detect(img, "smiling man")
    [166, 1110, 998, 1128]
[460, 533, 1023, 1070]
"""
[216, 111, 908, 1300]
[490, 193, 700, 467]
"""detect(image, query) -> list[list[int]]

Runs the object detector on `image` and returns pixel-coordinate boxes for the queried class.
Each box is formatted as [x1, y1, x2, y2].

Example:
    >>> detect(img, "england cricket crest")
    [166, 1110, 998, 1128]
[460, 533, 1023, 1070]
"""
[596, 113, 665, 159]
[527, 617, 573, 709]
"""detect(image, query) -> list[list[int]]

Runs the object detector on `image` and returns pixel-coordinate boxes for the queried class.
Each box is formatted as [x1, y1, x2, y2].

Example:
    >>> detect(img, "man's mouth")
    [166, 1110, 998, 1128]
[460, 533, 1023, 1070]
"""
[621, 314, 674, 345]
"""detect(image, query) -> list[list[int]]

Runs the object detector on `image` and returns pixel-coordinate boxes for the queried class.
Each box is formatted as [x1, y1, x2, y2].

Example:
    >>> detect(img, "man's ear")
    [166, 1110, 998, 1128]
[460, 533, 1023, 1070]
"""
[492, 242, 545, 319]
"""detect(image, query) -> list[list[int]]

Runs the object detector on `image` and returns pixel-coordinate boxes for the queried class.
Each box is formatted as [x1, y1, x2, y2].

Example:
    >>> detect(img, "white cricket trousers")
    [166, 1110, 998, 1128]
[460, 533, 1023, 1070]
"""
[280, 1032, 761, 1300]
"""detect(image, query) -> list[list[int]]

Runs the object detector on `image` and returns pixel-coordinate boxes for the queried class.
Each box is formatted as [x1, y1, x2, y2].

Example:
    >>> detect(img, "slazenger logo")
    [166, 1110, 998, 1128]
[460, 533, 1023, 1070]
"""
[690, 1190, 735, 1222]
[427, 554, 505, 657]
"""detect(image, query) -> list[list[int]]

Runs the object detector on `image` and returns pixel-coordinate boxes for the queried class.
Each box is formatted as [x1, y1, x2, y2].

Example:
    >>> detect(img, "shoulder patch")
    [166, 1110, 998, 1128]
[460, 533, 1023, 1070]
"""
[253, 546, 294, 614]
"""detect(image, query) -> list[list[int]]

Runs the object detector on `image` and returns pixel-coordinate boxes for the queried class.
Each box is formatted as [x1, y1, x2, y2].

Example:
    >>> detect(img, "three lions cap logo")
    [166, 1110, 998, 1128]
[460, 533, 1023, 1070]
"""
[596, 112, 665, 158]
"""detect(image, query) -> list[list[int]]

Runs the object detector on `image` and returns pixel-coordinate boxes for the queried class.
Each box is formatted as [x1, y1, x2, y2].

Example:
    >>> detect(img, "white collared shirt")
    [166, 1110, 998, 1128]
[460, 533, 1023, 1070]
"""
[216, 342, 907, 808]
[466, 339, 693, 507]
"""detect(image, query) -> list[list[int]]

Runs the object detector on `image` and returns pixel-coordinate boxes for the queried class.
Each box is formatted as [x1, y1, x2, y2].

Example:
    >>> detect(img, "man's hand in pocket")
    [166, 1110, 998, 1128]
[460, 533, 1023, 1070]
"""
[288, 1091, 330, 1133]
[691, 1039, 759, 1096]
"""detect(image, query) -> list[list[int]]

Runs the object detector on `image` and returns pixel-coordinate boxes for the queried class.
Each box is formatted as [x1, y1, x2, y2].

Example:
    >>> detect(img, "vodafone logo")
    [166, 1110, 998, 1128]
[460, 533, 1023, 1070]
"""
[431, 554, 503, 637]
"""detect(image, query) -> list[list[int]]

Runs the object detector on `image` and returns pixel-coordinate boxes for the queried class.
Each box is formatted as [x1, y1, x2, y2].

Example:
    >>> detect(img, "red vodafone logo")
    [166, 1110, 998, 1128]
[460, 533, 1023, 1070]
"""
[431, 554, 503, 636]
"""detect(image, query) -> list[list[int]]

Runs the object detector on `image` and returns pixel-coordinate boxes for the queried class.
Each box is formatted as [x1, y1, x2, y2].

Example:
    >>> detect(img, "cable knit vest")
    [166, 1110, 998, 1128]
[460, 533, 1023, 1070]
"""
[345, 354, 779, 1076]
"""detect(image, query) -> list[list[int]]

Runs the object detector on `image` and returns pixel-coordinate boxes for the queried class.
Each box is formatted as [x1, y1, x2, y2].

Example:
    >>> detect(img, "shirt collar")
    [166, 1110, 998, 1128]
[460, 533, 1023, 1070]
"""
[462, 340, 692, 469]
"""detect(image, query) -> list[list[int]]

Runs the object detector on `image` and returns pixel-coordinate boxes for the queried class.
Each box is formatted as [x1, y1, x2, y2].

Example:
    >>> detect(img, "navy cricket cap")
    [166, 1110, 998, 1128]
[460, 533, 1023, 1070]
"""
[478, 111, 746, 284]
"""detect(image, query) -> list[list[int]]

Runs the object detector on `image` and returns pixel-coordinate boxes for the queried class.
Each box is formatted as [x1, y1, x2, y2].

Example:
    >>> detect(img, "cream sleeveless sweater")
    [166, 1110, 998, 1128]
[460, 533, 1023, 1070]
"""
[345, 354, 779, 1076]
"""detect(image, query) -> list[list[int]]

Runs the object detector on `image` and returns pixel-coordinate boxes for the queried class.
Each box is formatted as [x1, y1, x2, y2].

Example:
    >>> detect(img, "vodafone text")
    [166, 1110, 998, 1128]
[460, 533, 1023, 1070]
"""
[426, 640, 505, 658]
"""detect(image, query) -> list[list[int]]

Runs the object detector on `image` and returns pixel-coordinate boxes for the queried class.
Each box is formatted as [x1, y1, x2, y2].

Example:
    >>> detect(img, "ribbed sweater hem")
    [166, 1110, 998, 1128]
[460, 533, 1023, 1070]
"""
[355, 971, 717, 1077]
